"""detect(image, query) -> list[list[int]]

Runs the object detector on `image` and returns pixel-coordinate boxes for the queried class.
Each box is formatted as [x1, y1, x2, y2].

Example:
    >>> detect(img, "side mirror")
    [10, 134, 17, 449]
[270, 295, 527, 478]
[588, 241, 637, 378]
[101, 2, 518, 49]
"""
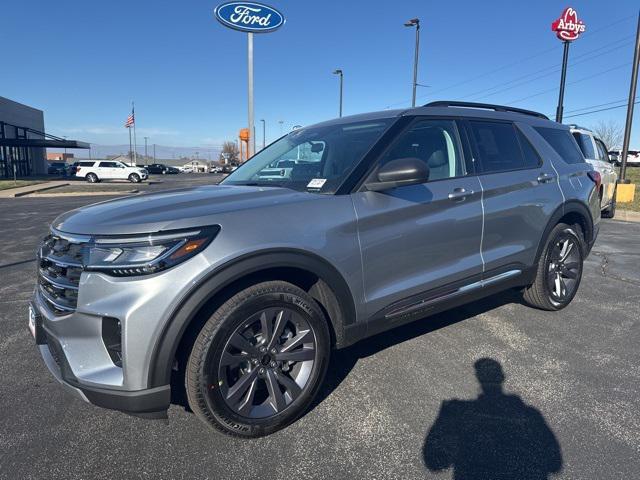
[365, 157, 429, 192]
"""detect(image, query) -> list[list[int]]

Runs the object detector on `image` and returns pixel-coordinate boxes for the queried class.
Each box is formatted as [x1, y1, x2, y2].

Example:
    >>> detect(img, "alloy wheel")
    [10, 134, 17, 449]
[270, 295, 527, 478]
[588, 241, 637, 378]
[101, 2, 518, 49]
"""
[547, 233, 581, 304]
[216, 307, 317, 419]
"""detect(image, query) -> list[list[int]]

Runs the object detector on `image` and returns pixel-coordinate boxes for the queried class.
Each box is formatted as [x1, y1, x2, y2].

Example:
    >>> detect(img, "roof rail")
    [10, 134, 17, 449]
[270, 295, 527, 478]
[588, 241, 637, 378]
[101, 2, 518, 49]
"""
[423, 101, 549, 120]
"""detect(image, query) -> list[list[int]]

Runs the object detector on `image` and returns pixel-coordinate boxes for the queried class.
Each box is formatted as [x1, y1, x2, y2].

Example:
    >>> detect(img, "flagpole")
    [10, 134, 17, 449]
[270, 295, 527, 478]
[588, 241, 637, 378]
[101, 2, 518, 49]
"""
[132, 102, 138, 166]
[128, 126, 133, 165]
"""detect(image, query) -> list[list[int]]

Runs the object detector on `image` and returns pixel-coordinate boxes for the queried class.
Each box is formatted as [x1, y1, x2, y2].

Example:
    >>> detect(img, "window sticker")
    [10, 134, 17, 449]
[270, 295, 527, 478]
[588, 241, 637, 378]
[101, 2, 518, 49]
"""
[307, 178, 327, 189]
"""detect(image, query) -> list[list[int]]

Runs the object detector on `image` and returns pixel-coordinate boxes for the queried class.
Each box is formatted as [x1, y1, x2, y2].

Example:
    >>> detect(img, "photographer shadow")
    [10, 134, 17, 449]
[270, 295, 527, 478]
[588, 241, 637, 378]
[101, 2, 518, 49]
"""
[423, 358, 562, 480]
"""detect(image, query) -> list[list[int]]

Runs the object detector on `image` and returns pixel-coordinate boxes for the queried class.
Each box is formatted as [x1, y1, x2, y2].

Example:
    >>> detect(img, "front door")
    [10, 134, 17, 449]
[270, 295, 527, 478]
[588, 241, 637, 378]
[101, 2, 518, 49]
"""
[352, 118, 484, 318]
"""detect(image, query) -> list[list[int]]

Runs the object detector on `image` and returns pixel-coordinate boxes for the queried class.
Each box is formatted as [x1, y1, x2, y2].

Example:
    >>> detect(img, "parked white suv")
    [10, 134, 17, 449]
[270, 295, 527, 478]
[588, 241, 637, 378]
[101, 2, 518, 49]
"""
[75, 161, 148, 183]
[569, 126, 617, 218]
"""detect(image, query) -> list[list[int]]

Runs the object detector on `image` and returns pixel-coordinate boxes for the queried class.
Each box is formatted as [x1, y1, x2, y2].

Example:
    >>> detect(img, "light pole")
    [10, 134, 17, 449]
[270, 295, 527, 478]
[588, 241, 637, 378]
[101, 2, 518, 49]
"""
[260, 119, 266, 150]
[333, 69, 343, 117]
[279, 120, 284, 135]
[619, 11, 640, 183]
[404, 18, 420, 107]
[144, 136, 149, 166]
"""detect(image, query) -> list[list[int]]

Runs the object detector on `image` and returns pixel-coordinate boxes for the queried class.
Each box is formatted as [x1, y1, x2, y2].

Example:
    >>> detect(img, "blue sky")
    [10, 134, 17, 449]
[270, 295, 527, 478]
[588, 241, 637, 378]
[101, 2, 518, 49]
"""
[1, 0, 639, 149]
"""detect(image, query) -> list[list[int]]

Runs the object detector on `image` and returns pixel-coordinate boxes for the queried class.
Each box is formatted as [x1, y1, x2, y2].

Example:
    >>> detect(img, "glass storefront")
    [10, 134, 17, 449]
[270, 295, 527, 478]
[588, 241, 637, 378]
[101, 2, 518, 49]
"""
[0, 121, 35, 178]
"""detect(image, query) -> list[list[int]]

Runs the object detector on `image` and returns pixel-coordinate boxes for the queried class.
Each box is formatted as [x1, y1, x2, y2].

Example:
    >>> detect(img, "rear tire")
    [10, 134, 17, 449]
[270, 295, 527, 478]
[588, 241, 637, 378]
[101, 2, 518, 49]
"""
[523, 223, 584, 311]
[186, 281, 330, 437]
[128, 173, 141, 183]
[602, 187, 616, 219]
[85, 173, 98, 183]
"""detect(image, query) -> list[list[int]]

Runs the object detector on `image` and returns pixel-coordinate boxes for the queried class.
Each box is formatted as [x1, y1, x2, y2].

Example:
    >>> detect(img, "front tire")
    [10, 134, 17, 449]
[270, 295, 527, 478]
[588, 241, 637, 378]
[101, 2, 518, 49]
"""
[128, 173, 141, 183]
[186, 281, 330, 437]
[85, 173, 98, 183]
[523, 223, 584, 311]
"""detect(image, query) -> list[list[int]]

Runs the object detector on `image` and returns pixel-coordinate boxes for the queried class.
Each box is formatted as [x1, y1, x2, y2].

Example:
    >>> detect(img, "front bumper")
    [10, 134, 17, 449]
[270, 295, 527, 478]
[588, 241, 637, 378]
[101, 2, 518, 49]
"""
[32, 298, 170, 417]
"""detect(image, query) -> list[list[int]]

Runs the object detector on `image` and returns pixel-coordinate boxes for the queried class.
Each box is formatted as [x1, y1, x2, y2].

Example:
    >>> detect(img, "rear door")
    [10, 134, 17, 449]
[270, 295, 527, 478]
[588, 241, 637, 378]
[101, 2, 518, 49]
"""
[466, 119, 563, 275]
[351, 117, 483, 318]
[97, 161, 118, 179]
[594, 138, 617, 205]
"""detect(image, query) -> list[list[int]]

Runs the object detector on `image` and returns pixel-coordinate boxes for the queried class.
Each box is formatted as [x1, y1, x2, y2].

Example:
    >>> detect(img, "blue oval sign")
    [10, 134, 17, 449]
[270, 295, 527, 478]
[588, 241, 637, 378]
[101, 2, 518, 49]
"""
[214, 2, 285, 33]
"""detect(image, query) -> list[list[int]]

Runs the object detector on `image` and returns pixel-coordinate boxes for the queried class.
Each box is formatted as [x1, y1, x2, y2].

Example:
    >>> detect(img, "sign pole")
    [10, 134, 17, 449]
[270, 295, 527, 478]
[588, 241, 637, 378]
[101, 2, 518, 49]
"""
[248, 32, 255, 158]
[551, 8, 585, 123]
[128, 127, 133, 165]
[619, 11, 640, 183]
[555, 41, 570, 123]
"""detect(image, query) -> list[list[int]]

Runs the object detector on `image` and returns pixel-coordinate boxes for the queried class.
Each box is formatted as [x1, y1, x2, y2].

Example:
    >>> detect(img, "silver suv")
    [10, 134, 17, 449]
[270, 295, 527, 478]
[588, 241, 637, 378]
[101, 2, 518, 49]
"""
[30, 101, 601, 437]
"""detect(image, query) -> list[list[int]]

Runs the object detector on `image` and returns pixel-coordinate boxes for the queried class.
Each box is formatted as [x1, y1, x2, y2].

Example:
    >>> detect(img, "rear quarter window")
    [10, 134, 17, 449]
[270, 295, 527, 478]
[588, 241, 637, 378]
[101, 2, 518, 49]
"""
[534, 127, 585, 164]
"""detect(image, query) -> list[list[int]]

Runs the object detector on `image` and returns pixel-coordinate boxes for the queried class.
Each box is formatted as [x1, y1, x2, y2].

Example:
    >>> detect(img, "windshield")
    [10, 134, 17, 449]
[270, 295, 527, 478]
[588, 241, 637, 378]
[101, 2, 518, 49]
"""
[221, 118, 393, 193]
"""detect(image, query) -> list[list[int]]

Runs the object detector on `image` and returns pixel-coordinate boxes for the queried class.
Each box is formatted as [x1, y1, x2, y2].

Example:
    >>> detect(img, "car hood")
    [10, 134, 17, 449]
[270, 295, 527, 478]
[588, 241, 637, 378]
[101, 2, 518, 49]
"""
[53, 185, 321, 235]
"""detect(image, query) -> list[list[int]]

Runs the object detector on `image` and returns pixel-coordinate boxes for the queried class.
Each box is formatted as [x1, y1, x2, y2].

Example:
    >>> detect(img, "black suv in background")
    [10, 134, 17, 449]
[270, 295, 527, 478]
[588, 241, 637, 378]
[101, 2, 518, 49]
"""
[144, 163, 180, 174]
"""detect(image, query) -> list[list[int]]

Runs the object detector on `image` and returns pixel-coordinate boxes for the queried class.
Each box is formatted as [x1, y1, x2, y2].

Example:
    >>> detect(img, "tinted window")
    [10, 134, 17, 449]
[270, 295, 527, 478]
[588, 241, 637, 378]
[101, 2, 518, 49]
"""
[99, 162, 117, 168]
[380, 119, 465, 181]
[572, 132, 595, 159]
[535, 128, 585, 164]
[470, 121, 531, 173]
[516, 130, 542, 168]
[79, 161, 95, 167]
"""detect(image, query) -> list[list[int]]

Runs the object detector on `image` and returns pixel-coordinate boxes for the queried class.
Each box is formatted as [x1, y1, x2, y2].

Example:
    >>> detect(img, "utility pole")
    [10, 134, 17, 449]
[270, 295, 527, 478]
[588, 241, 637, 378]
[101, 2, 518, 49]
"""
[260, 119, 266, 150]
[153, 143, 156, 162]
[404, 18, 420, 107]
[144, 136, 148, 166]
[620, 11, 640, 182]
[333, 69, 343, 117]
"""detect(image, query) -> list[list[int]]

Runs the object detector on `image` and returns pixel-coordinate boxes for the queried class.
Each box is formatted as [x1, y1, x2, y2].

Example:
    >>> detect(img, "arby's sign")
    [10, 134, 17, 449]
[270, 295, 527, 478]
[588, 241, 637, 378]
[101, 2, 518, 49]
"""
[551, 7, 586, 42]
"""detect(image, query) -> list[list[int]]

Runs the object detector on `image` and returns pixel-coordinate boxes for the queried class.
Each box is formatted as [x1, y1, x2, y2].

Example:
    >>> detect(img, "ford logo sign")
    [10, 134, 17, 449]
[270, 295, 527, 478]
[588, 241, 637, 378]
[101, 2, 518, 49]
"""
[214, 2, 285, 33]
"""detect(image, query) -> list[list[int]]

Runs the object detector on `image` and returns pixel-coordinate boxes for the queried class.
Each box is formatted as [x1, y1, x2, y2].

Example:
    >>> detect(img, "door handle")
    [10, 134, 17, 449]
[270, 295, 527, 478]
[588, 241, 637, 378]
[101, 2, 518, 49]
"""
[537, 173, 556, 184]
[448, 188, 473, 201]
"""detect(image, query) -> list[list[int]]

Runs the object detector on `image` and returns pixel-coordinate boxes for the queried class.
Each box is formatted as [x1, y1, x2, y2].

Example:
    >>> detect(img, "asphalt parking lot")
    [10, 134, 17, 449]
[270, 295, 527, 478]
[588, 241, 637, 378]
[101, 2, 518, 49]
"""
[1, 178, 639, 479]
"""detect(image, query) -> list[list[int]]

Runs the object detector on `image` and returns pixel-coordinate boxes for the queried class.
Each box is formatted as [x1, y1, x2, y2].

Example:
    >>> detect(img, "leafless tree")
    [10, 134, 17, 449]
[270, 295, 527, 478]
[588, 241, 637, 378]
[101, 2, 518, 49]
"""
[591, 120, 624, 150]
[219, 141, 240, 164]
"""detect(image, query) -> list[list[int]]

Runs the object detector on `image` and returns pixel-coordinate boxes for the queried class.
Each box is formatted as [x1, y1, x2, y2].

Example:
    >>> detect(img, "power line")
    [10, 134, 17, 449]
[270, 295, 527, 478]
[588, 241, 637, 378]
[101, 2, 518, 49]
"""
[563, 99, 640, 119]
[508, 62, 631, 104]
[382, 13, 638, 109]
[463, 36, 634, 102]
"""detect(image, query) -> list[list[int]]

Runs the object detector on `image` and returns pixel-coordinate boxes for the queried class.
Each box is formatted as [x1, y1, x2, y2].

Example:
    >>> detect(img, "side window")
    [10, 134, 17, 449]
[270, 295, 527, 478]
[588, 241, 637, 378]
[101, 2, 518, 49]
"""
[516, 129, 542, 168]
[595, 139, 609, 161]
[470, 121, 532, 173]
[79, 161, 94, 167]
[99, 162, 116, 168]
[572, 132, 595, 159]
[535, 127, 585, 164]
[380, 119, 465, 181]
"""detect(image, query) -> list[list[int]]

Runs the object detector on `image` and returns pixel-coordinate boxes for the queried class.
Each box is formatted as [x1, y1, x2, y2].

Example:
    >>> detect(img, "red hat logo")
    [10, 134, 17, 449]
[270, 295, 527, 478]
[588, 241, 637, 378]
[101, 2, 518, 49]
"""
[552, 7, 586, 42]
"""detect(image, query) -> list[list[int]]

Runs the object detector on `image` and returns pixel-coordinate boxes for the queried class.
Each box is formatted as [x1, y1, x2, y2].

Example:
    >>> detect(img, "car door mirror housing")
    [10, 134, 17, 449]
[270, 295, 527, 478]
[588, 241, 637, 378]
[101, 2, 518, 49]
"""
[365, 157, 430, 192]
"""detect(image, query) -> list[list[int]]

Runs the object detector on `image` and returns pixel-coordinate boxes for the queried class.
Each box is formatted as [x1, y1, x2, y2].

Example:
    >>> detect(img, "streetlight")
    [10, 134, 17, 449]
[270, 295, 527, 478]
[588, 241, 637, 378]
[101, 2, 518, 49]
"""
[278, 120, 284, 135]
[404, 18, 420, 107]
[144, 136, 149, 166]
[260, 119, 266, 150]
[333, 69, 343, 117]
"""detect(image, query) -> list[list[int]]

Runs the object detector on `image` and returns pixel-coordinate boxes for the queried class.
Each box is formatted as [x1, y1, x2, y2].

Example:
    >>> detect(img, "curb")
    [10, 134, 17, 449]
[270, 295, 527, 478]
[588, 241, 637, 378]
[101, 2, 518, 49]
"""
[614, 209, 640, 223]
[9, 182, 70, 197]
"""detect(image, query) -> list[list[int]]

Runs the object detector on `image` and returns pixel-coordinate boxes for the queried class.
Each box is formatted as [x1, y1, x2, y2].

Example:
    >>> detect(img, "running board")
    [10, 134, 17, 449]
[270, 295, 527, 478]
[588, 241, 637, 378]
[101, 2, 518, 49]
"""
[385, 269, 522, 320]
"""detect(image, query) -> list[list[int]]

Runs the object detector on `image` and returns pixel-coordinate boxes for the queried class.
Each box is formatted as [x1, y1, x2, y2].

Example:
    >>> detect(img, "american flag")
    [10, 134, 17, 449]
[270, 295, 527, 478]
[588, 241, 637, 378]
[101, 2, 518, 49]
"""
[124, 110, 135, 128]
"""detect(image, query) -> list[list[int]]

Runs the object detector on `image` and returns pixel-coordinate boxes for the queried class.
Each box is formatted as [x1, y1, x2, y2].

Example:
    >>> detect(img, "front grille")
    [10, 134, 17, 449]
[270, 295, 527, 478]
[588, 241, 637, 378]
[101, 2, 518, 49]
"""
[38, 232, 86, 315]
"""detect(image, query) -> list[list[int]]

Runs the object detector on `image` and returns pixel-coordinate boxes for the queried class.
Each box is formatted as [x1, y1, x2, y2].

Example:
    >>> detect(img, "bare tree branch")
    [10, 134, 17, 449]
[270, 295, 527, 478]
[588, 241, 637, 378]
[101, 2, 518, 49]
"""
[590, 120, 624, 150]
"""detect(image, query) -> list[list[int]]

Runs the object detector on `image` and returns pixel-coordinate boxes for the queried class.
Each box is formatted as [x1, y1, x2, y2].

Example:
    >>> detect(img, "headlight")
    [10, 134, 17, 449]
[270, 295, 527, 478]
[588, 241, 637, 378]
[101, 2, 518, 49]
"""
[85, 226, 219, 276]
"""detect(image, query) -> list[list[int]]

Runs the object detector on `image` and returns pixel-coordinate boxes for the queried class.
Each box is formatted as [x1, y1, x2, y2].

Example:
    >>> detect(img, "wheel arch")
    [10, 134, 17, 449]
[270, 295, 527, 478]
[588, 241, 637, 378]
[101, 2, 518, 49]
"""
[534, 200, 594, 265]
[147, 249, 357, 388]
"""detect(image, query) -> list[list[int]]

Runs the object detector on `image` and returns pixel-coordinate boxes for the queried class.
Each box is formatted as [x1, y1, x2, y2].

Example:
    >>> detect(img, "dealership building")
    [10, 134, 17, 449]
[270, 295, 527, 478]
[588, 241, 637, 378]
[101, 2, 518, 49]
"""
[0, 96, 88, 178]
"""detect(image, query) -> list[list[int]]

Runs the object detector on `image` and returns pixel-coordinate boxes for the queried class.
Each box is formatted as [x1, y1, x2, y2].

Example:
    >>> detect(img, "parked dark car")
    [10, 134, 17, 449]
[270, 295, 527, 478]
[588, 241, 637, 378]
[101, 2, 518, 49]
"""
[47, 162, 68, 175]
[145, 163, 180, 174]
